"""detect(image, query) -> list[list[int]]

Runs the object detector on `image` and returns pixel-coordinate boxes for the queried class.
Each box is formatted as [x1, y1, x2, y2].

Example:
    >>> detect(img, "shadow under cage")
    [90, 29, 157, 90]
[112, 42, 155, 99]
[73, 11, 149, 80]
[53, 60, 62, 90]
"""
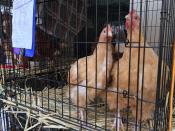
[0, 0, 175, 131]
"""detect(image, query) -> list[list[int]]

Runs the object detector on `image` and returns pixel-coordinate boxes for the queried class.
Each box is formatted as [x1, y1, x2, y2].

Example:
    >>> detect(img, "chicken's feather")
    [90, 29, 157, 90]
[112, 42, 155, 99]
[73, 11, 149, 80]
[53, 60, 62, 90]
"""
[67, 25, 114, 121]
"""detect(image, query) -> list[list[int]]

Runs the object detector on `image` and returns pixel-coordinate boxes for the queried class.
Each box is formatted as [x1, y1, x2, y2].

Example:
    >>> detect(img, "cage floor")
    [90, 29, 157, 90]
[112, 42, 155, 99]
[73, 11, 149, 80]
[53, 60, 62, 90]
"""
[1, 84, 157, 131]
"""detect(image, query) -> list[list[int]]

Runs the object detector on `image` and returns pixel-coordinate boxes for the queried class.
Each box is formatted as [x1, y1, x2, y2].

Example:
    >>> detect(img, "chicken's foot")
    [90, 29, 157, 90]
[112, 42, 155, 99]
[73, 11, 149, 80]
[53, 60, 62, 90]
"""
[112, 111, 124, 131]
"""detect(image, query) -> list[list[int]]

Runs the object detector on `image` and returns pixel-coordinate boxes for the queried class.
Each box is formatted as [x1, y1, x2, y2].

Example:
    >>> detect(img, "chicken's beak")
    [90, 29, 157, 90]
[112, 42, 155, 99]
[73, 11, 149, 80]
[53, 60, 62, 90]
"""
[107, 24, 113, 37]
[109, 27, 113, 37]
[108, 31, 113, 37]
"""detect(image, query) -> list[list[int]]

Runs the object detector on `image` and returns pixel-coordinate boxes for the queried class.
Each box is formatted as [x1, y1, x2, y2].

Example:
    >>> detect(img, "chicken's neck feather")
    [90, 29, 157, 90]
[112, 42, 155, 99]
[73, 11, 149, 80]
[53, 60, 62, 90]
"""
[126, 28, 158, 58]
[127, 28, 145, 45]
[95, 42, 113, 53]
[122, 29, 146, 59]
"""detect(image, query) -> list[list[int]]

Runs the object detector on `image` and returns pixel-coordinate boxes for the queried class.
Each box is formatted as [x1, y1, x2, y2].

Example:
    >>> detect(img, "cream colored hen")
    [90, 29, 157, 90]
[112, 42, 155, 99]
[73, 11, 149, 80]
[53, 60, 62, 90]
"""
[99, 10, 168, 130]
[67, 25, 114, 122]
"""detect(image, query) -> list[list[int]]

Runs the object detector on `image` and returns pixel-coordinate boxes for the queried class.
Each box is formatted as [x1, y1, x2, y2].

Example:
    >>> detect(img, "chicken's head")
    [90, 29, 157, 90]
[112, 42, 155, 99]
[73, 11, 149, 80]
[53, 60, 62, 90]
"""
[125, 10, 140, 31]
[99, 24, 113, 43]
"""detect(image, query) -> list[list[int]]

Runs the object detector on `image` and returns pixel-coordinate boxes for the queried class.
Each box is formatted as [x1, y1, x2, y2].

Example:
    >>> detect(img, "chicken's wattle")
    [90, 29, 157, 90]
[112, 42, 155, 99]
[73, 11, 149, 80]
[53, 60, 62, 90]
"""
[125, 20, 129, 30]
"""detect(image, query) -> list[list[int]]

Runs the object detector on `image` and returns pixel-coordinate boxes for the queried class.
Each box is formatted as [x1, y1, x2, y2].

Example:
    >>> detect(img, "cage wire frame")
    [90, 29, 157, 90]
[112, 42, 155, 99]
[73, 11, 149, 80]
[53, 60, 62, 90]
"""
[154, 0, 175, 130]
[0, 0, 175, 131]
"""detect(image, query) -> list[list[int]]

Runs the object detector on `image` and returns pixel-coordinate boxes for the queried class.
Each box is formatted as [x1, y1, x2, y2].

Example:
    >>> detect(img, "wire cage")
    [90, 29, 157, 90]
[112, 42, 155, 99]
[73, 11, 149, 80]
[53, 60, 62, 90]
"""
[0, 0, 175, 130]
